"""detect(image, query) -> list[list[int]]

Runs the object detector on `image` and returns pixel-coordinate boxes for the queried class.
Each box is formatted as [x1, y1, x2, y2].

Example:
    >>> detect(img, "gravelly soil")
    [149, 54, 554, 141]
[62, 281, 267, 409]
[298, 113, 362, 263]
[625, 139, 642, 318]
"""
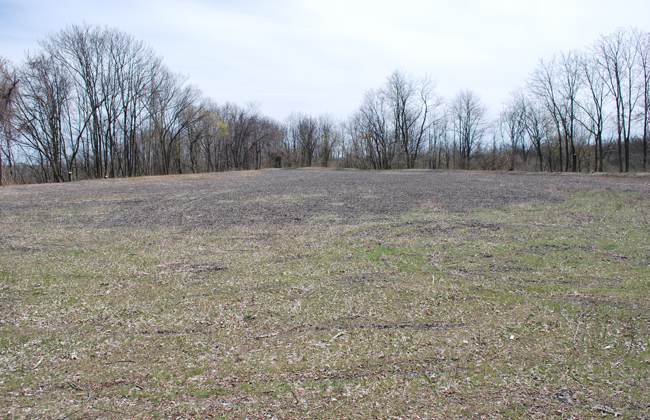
[1, 168, 648, 230]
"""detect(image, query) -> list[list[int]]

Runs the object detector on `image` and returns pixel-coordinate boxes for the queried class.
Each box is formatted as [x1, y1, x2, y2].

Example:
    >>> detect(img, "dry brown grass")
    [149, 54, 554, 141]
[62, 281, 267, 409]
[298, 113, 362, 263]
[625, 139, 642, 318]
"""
[0, 169, 649, 419]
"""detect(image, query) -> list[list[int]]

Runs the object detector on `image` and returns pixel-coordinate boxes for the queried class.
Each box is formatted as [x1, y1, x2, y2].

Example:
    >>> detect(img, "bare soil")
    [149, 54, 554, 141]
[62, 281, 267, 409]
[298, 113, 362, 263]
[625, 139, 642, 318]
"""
[2, 168, 648, 229]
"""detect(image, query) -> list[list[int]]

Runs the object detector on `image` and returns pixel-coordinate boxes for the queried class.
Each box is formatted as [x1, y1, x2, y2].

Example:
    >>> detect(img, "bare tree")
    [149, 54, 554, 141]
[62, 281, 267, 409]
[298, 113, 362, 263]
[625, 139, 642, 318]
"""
[384, 70, 440, 168]
[285, 112, 333, 167]
[32, 23, 172, 179]
[557, 51, 582, 172]
[354, 88, 395, 169]
[182, 100, 227, 173]
[15, 53, 93, 182]
[221, 103, 278, 170]
[522, 96, 552, 172]
[426, 113, 447, 169]
[594, 28, 641, 172]
[0, 57, 19, 186]
[501, 90, 527, 170]
[635, 29, 650, 171]
[352, 70, 440, 169]
[450, 89, 487, 169]
[317, 114, 339, 167]
[576, 51, 608, 172]
[146, 68, 202, 175]
[5, 23, 294, 181]
[342, 115, 372, 169]
[530, 53, 583, 172]
[530, 56, 565, 171]
[298, 114, 318, 167]
[107, 29, 163, 177]
[43, 24, 109, 178]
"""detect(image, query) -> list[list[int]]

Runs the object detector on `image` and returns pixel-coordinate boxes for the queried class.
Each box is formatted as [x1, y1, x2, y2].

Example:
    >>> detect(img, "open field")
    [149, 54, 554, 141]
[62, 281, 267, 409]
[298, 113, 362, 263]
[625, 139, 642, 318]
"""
[1, 168, 649, 419]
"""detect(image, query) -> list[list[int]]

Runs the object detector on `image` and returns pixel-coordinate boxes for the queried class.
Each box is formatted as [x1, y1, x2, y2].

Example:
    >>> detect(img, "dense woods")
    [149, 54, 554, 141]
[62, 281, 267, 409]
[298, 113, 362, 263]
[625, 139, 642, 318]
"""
[1, 24, 649, 184]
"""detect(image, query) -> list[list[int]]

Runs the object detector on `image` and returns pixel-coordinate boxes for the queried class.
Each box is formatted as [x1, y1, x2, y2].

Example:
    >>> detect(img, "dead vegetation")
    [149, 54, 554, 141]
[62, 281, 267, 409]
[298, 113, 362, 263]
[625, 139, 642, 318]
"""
[0, 168, 649, 419]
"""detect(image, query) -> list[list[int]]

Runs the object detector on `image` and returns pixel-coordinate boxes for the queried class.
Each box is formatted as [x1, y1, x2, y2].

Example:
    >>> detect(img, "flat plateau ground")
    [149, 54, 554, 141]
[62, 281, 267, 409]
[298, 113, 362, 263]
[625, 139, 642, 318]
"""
[0, 169, 649, 419]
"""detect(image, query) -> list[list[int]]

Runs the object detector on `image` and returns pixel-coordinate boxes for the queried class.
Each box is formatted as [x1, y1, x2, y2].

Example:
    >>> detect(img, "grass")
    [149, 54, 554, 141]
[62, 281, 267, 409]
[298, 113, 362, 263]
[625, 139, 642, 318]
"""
[0, 185, 649, 418]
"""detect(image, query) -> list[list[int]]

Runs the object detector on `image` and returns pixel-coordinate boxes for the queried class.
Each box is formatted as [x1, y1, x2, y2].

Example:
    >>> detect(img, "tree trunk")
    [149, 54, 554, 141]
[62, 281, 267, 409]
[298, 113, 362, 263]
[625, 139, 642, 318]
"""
[571, 139, 577, 172]
[557, 133, 563, 172]
[624, 137, 630, 172]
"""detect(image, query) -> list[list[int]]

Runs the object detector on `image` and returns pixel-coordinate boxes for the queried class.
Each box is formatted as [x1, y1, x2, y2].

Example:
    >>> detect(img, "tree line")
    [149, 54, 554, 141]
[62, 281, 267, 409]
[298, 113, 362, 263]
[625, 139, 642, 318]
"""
[1, 24, 649, 185]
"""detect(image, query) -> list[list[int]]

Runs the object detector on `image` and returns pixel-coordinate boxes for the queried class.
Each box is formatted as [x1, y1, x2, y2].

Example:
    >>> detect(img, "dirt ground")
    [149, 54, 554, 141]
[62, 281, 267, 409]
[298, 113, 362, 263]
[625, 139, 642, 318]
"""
[2, 168, 649, 229]
[1, 169, 649, 419]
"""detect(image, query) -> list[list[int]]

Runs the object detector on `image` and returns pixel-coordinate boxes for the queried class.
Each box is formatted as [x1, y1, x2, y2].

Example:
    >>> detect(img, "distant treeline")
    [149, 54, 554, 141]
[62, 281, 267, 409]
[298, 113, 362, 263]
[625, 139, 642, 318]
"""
[0, 24, 649, 184]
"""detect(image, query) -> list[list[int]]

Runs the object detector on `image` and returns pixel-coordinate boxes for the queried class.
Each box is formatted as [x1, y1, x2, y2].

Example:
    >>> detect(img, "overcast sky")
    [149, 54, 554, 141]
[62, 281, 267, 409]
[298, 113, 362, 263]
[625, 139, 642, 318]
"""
[1, 0, 649, 121]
